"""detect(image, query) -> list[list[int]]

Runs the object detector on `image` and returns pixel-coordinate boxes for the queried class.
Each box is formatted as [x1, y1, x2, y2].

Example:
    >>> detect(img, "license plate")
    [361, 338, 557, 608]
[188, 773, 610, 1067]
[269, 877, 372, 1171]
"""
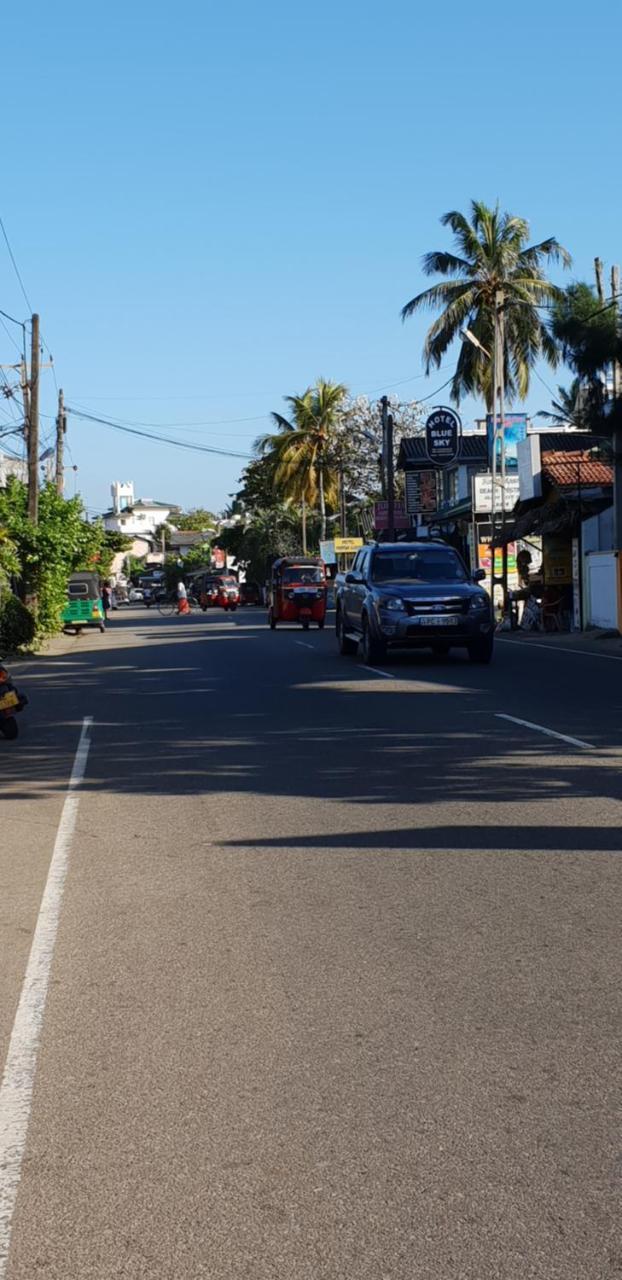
[0, 689, 19, 710]
[410, 615, 459, 627]
[299, 608, 312, 616]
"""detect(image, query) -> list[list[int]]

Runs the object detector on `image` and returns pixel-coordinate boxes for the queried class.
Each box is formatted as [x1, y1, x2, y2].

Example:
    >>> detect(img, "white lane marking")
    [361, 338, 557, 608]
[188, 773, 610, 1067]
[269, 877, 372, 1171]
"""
[497, 637, 622, 662]
[495, 713, 594, 750]
[295, 641, 315, 650]
[0, 715, 94, 1277]
[360, 665, 393, 679]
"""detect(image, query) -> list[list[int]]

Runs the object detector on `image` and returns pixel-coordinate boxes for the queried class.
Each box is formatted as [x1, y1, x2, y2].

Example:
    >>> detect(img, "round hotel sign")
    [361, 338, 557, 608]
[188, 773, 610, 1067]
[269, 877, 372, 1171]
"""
[425, 406, 461, 465]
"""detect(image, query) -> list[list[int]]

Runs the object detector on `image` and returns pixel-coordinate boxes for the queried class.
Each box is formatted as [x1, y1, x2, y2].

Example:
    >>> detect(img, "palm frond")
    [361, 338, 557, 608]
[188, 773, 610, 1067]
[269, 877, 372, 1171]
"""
[421, 250, 471, 278]
[401, 280, 475, 321]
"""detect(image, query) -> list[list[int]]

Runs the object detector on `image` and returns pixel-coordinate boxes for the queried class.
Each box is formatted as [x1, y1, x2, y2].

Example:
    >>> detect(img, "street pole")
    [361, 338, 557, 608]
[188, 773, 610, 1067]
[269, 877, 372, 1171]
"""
[386, 413, 395, 541]
[301, 496, 307, 555]
[27, 313, 40, 524]
[497, 291, 509, 610]
[380, 396, 388, 503]
[610, 266, 622, 579]
[339, 466, 347, 536]
[489, 299, 499, 601]
[55, 387, 66, 495]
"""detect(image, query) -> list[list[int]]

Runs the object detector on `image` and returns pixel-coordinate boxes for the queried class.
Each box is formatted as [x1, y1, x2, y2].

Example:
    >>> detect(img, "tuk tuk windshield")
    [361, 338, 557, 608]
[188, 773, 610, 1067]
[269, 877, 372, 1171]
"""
[281, 566, 323, 585]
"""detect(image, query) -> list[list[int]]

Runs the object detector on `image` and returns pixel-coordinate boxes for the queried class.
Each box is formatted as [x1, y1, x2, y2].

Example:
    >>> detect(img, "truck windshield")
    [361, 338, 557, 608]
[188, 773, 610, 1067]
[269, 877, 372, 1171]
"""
[372, 549, 466, 583]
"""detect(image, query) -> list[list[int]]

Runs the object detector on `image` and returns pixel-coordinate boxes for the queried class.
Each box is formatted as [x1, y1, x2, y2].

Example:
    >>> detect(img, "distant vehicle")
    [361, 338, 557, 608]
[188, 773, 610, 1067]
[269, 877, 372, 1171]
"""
[267, 557, 327, 631]
[239, 581, 261, 606]
[61, 572, 106, 634]
[143, 585, 166, 608]
[0, 661, 28, 739]
[192, 573, 240, 612]
[334, 541, 493, 664]
[128, 587, 144, 603]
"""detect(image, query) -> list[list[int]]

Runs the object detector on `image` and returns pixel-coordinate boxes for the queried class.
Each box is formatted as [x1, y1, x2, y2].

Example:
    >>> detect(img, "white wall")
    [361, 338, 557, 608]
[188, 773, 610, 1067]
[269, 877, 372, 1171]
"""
[585, 551, 619, 629]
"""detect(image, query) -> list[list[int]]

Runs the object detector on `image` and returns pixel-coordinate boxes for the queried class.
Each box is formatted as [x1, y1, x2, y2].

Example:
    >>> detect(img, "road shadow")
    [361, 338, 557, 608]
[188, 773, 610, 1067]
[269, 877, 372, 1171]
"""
[2, 611, 622, 860]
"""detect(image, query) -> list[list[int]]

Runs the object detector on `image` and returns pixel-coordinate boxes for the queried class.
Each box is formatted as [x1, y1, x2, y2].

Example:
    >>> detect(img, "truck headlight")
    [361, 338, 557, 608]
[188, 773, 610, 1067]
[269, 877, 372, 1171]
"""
[469, 594, 489, 612]
[380, 597, 405, 612]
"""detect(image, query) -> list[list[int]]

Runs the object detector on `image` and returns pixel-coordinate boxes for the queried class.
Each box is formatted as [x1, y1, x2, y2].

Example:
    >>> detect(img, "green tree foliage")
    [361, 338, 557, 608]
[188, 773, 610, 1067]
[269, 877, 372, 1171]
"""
[173, 508, 218, 531]
[259, 379, 348, 539]
[547, 283, 622, 435]
[0, 594, 36, 651]
[217, 507, 303, 585]
[402, 200, 571, 406]
[0, 479, 106, 638]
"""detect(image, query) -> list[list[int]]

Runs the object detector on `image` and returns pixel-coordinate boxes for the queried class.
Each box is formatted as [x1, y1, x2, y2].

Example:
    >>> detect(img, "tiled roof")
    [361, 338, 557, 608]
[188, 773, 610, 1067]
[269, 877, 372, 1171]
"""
[398, 435, 487, 467]
[541, 450, 613, 489]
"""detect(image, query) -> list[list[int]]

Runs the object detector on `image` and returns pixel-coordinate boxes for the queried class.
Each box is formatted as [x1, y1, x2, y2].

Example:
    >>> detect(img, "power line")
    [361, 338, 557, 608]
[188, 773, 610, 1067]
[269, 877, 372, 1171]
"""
[66, 406, 252, 460]
[68, 401, 268, 430]
[0, 214, 33, 313]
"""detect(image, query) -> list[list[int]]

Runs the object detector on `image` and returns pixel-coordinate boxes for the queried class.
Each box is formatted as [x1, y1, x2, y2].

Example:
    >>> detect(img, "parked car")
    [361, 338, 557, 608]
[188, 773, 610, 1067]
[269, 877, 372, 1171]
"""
[334, 541, 493, 664]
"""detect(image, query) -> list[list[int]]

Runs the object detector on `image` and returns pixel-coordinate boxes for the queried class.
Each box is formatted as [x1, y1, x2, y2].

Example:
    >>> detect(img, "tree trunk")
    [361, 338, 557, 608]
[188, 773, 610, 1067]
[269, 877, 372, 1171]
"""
[318, 463, 326, 542]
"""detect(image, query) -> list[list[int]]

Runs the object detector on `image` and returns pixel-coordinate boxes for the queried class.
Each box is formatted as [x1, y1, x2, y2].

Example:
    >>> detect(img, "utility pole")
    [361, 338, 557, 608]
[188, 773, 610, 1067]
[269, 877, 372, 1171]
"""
[380, 396, 395, 540]
[611, 265, 622, 558]
[594, 257, 605, 304]
[55, 387, 66, 494]
[27, 313, 40, 524]
[301, 496, 307, 555]
[339, 465, 347, 536]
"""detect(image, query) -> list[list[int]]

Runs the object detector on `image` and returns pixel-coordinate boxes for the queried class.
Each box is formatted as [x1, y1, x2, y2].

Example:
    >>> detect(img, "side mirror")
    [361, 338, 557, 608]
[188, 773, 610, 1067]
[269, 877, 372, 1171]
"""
[344, 571, 360, 585]
[473, 568, 486, 582]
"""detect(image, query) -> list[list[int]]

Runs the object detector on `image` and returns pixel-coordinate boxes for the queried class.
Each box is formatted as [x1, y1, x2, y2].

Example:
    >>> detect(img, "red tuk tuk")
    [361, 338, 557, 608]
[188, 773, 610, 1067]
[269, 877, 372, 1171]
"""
[268, 557, 327, 630]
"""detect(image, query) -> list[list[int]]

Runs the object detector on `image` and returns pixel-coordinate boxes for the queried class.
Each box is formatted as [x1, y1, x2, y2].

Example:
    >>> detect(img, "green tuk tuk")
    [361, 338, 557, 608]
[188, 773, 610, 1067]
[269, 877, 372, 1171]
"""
[62, 572, 106, 634]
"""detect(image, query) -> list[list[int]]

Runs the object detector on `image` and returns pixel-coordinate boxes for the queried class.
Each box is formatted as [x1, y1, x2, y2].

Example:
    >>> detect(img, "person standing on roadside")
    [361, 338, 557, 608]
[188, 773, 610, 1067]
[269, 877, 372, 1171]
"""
[101, 582, 112, 619]
[176, 579, 190, 615]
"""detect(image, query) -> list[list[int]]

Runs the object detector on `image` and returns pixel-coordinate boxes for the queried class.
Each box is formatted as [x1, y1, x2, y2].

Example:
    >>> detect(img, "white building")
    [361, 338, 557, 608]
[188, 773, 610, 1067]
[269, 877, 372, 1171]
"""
[0, 453, 27, 488]
[102, 482, 180, 537]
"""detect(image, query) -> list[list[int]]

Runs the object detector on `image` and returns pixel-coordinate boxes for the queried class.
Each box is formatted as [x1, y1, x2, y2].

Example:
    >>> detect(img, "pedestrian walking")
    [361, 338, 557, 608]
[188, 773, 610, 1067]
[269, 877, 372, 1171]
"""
[177, 579, 190, 615]
[101, 583, 112, 618]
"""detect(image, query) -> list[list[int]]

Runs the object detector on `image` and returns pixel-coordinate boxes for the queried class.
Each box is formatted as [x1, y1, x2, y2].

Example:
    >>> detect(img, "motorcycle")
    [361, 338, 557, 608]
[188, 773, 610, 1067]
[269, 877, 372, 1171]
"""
[0, 662, 28, 739]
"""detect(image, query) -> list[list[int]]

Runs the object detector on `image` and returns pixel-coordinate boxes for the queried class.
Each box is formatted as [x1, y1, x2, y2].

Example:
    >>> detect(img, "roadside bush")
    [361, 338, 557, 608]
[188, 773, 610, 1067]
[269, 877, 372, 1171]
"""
[0, 593, 36, 652]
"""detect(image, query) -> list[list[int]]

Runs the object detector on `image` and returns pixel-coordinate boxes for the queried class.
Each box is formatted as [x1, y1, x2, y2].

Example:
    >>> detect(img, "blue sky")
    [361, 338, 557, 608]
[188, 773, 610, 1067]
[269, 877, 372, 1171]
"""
[2, 0, 621, 515]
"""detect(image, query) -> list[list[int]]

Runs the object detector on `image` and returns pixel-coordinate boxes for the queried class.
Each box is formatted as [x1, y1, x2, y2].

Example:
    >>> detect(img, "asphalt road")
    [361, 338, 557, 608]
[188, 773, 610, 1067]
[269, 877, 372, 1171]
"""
[1, 606, 621, 1279]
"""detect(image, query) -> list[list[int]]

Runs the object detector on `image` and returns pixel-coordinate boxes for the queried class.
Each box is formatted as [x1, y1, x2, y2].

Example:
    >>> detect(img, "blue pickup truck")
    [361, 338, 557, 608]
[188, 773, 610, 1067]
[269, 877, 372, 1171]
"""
[334, 540, 494, 665]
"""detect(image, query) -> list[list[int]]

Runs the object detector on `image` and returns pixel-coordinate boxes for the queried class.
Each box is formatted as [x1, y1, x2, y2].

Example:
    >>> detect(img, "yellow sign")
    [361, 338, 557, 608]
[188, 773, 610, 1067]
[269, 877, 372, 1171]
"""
[334, 537, 364, 554]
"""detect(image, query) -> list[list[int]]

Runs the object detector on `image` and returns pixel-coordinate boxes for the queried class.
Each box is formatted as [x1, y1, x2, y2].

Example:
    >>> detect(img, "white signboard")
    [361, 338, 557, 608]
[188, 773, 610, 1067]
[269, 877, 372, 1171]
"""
[473, 473, 520, 513]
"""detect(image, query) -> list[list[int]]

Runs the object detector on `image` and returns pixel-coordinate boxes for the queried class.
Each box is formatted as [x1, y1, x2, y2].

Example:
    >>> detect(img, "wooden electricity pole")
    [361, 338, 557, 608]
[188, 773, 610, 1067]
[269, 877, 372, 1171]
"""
[55, 387, 66, 494]
[27, 313, 40, 523]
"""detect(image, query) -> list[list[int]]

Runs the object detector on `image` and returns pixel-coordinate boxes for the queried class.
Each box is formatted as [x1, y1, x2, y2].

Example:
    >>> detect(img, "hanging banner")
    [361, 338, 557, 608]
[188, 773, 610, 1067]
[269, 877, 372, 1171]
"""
[405, 470, 439, 514]
[373, 500, 410, 530]
[425, 406, 461, 465]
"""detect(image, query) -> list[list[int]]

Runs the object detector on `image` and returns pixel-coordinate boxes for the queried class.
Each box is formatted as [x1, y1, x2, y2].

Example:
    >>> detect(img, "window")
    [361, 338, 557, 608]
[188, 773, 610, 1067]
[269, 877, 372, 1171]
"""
[372, 548, 467, 584]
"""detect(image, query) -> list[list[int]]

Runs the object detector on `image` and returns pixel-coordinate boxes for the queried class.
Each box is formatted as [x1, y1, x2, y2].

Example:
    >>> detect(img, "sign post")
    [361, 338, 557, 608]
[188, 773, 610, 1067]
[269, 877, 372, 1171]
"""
[425, 406, 461, 465]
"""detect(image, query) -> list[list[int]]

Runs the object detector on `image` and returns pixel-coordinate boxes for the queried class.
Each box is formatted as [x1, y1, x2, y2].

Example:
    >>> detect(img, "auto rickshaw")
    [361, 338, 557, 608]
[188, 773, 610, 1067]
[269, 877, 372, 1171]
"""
[61, 572, 106, 634]
[192, 573, 240, 611]
[267, 557, 327, 630]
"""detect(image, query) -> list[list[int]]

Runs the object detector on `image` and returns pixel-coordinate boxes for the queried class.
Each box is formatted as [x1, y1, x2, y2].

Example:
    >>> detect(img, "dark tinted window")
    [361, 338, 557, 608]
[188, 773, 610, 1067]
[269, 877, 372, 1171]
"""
[372, 549, 466, 583]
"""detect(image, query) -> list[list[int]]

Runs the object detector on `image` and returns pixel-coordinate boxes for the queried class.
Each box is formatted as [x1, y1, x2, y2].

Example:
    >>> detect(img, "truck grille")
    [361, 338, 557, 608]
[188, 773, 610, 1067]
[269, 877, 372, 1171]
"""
[404, 598, 468, 616]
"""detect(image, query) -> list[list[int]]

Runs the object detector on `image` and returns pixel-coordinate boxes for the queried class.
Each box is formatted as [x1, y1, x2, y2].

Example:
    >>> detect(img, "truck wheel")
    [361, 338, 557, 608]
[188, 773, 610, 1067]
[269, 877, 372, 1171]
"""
[317, 618, 325, 630]
[336, 609, 357, 655]
[362, 615, 387, 665]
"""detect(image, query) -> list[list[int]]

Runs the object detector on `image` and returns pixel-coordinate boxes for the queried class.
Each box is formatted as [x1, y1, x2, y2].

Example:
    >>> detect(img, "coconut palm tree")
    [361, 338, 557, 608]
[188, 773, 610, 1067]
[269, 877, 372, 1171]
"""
[258, 379, 347, 540]
[401, 200, 571, 407]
